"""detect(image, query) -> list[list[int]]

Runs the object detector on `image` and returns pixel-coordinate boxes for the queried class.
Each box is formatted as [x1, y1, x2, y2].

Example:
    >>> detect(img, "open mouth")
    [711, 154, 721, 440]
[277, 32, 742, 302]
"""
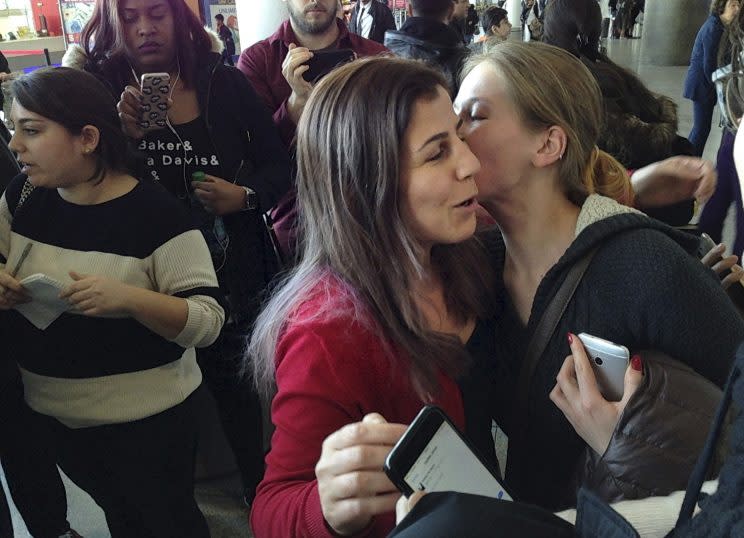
[455, 197, 476, 208]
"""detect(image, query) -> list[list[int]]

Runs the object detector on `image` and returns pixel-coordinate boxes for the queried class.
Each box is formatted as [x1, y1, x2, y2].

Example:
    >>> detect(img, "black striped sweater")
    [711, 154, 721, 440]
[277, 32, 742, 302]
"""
[0, 175, 225, 428]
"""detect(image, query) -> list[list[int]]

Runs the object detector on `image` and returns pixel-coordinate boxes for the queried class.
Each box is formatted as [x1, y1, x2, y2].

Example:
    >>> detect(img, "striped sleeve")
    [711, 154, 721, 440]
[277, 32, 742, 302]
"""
[150, 229, 225, 348]
[0, 194, 10, 267]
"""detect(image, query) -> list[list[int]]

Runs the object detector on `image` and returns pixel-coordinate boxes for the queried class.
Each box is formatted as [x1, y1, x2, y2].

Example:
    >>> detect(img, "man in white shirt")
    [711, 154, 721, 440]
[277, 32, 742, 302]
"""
[349, 0, 397, 43]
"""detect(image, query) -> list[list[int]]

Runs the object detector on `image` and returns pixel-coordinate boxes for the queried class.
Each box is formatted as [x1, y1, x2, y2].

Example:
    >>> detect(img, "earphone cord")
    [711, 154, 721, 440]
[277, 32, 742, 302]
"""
[131, 61, 229, 272]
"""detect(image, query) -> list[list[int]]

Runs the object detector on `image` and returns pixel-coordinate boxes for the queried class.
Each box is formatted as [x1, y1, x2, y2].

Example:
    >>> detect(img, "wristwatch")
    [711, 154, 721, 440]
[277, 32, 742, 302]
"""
[242, 186, 257, 211]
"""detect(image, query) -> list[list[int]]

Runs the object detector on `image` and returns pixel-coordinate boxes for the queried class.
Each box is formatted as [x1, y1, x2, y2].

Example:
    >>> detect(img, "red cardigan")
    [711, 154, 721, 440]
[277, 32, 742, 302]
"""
[249, 279, 465, 538]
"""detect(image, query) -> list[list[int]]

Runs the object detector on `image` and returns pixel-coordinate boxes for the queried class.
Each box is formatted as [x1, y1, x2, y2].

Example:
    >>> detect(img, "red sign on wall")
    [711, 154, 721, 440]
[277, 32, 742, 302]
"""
[389, 0, 406, 8]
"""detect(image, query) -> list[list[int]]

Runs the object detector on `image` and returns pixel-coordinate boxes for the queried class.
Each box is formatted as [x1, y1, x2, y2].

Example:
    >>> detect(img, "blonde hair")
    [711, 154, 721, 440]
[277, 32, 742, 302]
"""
[462, 42, 632, 206]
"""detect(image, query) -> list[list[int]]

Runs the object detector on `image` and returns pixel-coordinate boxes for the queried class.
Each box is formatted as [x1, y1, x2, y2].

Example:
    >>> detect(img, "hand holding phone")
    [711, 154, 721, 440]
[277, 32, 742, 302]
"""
[139, 72, 171, 132]
[551, 333, 643, 455]
[577, 333, 629, 402]
[316, 413, 407, 536]
[698, 233, 744, 289]
[384, 406, 511, 501]
[302, 49, 355, 83]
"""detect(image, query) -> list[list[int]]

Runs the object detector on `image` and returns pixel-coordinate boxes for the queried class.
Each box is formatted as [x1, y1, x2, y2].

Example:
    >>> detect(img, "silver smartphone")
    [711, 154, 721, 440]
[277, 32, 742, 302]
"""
[577, 333, 630, 402]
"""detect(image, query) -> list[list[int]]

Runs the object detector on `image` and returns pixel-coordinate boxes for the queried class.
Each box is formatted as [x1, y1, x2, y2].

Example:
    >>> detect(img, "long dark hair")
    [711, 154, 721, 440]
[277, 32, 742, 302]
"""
[12, 67, 130, 183]
[249, 57, 495, 401]
[81, 0, 212, 92]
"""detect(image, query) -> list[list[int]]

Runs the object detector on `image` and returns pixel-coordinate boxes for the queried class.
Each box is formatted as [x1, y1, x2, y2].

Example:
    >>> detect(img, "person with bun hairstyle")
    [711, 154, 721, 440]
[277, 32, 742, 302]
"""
[455, 42, 744, 510]
[543, 0, 703, 226]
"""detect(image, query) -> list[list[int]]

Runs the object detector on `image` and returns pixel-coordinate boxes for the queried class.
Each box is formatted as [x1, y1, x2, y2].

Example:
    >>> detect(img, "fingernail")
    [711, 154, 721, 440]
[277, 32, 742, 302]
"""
[631, 355, 643, 372]
[567, 332, 574, 345]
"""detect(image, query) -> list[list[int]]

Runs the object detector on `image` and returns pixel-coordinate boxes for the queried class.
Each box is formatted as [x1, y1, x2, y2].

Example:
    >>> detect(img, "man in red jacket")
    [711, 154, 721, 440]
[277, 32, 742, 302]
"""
[238, 0, 388, 147]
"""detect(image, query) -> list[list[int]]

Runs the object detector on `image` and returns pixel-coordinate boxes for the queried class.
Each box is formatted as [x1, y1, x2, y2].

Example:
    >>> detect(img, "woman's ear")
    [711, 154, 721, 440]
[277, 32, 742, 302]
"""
[79, 125, 101, 155]
[533, 125, 567, 169]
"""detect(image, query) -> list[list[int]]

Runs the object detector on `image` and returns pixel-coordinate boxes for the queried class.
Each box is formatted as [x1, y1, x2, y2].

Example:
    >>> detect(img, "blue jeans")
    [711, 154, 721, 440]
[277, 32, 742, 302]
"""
[688, 98, 716, 157]
[698, 129, 744, 258]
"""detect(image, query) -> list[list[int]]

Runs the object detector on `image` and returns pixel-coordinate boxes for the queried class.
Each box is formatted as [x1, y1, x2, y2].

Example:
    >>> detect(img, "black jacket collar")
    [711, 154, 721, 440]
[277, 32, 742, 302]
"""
[396, 17, 463, 47]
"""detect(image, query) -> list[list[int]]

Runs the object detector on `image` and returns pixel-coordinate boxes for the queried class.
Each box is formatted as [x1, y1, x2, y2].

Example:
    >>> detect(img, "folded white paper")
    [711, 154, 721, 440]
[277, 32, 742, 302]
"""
[14, 273, 72, 330]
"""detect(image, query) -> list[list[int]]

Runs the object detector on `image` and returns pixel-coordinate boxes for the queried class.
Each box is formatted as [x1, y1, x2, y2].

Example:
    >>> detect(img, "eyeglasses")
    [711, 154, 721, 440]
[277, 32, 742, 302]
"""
[713, 62, 744, 131]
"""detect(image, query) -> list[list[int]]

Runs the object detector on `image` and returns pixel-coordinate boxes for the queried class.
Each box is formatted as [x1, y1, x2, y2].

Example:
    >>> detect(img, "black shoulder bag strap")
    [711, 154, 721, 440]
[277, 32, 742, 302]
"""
[13, 179, 35, 215]
[510, 246, 599, 447]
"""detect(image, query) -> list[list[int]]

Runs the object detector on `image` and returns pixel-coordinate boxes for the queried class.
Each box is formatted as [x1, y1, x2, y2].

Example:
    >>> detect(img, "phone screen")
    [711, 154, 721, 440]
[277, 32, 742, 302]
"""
[400, 419, 511, 500]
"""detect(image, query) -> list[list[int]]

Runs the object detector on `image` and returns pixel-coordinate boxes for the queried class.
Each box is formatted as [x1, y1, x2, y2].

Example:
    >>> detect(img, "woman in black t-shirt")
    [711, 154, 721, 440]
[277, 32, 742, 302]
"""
[69, 0, 293, 507]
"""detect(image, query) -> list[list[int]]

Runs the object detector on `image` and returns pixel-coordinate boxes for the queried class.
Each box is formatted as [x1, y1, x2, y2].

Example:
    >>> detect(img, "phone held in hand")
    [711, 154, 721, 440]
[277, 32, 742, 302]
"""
[577, 333, 630, 402]
[699, 233, 717, 257]
[384, 405, 512, 500]
[302, 49, 355, 83]
[139, 72, 170, 132]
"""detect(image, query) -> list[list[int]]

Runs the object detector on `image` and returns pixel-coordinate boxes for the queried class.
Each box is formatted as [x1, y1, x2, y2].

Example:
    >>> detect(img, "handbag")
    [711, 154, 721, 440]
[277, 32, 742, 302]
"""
[387, 485, 641, 538]
[387, 491, 576, 538]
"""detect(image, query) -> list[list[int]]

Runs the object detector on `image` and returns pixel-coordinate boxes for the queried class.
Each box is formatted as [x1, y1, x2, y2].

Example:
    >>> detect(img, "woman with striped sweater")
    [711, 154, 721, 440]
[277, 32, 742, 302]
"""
[0, 67, 225, 537]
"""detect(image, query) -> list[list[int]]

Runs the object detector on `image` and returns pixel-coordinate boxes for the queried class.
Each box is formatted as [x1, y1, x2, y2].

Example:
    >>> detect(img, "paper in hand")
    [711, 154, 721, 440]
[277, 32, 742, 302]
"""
[14, 273, 72, 330]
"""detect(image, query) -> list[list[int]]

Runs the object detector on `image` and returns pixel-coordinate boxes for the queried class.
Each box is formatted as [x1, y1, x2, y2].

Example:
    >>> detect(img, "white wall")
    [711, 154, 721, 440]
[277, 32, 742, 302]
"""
[506, 0, 522, 30]
[241, 0, 287, 50]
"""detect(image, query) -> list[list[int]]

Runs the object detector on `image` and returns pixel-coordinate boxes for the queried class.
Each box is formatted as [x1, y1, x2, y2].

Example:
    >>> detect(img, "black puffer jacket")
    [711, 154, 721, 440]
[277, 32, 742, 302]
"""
[578, 351, 723, 502]
[384, 17, 469, 94]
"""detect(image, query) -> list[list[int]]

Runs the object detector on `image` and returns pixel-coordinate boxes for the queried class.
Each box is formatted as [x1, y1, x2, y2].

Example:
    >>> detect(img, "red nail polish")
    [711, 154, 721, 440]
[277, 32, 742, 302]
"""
[631, 355, 643, 372]
[567, 332, 574, 345]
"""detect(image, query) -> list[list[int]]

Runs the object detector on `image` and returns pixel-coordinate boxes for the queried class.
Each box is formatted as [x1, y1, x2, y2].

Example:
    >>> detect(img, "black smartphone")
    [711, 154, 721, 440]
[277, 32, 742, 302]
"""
[384, 406, 512, 500]
[302, 49, 355, 83]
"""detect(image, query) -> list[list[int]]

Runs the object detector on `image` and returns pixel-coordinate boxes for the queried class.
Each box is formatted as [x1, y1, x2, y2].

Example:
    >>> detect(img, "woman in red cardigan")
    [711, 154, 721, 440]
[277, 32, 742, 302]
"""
[246, 57, 497, 538]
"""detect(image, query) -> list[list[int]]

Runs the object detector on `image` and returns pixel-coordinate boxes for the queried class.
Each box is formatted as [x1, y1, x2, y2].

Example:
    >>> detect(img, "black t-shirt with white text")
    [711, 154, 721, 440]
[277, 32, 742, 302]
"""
[139, 116, 229, 274]
[139, 116, 223, 199]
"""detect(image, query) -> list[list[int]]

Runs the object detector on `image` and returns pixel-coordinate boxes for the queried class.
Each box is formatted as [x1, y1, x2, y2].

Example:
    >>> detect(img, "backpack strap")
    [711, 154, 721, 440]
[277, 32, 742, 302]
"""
[510, 246, 599, 446]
